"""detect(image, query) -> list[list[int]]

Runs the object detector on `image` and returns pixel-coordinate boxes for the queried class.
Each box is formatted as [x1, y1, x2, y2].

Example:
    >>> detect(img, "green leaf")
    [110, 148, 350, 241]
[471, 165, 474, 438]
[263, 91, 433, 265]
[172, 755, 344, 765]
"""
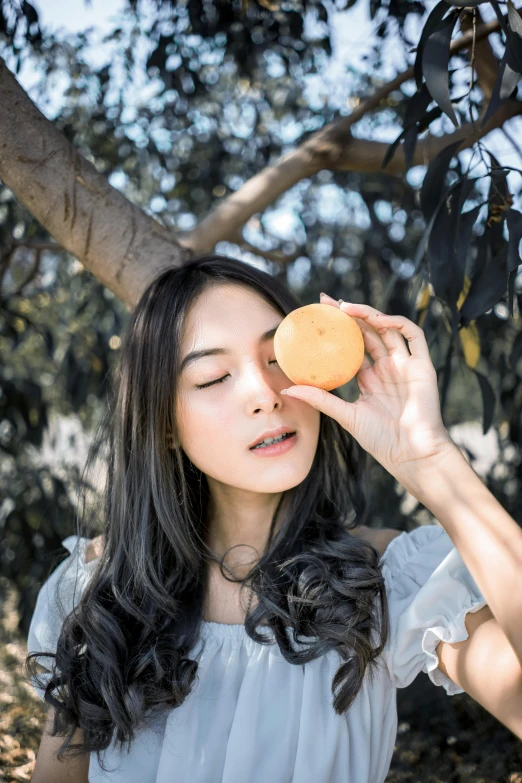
[421, 9, 461, 128]
[420, 139, 463, 222]
[473, 369, 496, 434]
[414, 0, 451, 90]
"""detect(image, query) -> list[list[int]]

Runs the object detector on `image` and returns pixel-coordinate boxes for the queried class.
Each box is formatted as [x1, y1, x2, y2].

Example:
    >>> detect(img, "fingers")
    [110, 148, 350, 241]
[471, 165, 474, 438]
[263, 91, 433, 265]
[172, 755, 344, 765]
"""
[319, 293, 389, 362]
[319, 293, 340, 307]
[339, 302, 431, 362]
[351, 316, 390, 362]
[339, 301, 410, 358]
[359, 354, 372, 371]
[281, 384, 357, 434]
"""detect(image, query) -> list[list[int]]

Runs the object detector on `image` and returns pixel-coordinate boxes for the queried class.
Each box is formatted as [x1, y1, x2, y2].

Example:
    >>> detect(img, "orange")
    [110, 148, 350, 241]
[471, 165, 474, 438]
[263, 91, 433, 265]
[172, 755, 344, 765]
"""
[274, 303, 365, 391]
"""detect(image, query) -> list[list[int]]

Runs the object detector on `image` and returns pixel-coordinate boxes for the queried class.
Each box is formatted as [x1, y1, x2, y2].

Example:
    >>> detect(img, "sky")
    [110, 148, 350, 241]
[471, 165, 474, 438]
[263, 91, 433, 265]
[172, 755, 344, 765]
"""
[30, 0, 125, 34]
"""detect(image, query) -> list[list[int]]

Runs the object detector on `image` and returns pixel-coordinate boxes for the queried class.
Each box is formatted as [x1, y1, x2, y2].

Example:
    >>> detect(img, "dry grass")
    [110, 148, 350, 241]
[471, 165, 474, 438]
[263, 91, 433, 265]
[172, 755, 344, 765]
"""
[0, 578, 45, 782]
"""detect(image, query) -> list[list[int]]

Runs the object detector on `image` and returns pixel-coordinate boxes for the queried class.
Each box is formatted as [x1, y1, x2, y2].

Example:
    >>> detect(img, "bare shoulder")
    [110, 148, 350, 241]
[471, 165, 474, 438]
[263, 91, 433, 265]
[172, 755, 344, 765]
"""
[84, 534, 105, 563]
[351, 525, 402, 556]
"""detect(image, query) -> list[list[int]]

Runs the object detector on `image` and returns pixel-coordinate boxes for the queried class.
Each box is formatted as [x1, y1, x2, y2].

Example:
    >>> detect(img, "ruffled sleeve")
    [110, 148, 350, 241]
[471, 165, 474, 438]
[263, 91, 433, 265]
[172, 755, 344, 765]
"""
[26, 535, 97, 701]
[380, 524, 488, 695]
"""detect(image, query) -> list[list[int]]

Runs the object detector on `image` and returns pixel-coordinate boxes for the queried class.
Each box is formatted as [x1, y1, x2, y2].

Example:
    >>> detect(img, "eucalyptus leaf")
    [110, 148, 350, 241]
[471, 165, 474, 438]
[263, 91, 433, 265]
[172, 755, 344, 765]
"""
[421, 9, 461, 128]
[473, 368, 496, 434]
[427, 178, 475, 309]
[382, 132, 405, 170]
[507, 2, 522, 72]
[403, 83, 433, 127]
[510, 330, 522, 369]
[381, 87, 440, 170]
[403, 126, 418, 170]
[460, 245, 509, 323]
[414, 0, 451, 90]
[420, 139, 463, 222]
[481, 46, 521, 127]
[506, 208, 522, 316]
[439, 335, 455, 416]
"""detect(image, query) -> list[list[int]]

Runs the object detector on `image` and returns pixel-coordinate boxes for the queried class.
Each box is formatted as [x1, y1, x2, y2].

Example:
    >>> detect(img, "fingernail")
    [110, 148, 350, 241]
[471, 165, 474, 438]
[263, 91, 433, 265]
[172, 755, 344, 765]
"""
[320, 292, 326, 298]
[338, 299, 343, 305]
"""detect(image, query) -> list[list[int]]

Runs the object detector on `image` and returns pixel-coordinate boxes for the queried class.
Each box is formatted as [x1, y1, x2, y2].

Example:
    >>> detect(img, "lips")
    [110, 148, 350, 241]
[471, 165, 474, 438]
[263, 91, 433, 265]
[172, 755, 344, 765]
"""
[248, 426, 297, 449]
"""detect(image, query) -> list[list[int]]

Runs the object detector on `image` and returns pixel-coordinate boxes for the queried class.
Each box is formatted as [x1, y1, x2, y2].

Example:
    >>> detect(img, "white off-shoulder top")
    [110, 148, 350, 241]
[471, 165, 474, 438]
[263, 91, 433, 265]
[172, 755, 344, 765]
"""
[26, 524, 487, 783]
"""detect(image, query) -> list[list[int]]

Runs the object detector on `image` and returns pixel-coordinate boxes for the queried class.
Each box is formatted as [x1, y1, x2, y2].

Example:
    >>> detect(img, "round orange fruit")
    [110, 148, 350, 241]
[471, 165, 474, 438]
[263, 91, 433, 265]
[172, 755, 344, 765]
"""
[274, 303, 365, 391]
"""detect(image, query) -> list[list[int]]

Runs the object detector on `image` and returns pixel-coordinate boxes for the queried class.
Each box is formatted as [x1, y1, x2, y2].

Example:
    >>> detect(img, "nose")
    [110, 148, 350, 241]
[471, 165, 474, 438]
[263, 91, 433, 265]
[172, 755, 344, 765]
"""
[243, 360, 286, 411]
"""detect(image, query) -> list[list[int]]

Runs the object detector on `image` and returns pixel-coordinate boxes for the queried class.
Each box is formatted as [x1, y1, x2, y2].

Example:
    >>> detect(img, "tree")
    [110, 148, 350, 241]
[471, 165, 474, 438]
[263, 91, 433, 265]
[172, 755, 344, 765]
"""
[1, 2, 521, 299]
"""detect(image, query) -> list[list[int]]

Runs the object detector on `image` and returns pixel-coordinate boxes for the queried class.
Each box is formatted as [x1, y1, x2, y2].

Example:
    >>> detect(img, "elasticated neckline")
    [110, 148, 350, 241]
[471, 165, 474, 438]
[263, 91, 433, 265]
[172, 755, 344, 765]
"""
[197, 619, 321, 649]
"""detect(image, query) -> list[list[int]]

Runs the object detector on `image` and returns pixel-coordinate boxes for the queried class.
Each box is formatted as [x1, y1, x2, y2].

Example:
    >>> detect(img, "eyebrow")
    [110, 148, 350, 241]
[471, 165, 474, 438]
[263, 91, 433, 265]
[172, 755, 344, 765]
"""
[180, 325, 279, 373]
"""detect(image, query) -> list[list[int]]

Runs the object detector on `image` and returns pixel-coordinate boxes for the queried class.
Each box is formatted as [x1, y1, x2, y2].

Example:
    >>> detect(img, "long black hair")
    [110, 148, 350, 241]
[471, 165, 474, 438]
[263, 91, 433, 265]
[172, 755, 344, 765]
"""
[25, 254, 390, 771]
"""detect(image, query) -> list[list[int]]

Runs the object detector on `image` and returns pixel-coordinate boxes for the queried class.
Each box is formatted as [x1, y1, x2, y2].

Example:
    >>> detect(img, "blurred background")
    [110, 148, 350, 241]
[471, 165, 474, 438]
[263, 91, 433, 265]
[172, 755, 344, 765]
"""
[1, 0, 522, 779]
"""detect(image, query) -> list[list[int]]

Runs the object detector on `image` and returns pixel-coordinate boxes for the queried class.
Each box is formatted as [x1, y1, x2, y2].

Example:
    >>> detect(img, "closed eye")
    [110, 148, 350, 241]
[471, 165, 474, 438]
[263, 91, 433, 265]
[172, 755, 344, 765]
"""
[195, 360, 279, 390]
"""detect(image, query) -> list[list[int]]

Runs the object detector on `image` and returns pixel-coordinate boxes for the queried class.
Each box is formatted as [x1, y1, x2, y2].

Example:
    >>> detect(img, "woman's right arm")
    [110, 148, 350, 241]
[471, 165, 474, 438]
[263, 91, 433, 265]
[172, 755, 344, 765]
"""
[31, 706, 90, 783]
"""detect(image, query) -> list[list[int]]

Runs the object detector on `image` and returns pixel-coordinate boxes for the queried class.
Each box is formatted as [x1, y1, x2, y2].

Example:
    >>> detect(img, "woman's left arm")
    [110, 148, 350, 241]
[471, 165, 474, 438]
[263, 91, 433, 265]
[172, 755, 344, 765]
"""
[281, 295, 522, 735]
[403, 444, 522, 739]
[404, 442, 522, 673]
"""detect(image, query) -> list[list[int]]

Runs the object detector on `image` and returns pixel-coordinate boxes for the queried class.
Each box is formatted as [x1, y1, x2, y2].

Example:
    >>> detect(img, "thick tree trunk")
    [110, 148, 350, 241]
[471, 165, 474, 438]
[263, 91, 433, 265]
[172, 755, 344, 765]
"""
[0, 60, 189, 308]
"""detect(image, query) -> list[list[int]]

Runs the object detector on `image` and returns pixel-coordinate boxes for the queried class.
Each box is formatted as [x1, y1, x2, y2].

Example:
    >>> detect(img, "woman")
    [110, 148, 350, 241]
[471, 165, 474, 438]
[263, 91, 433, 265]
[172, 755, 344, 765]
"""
[26, 254, 522, 783]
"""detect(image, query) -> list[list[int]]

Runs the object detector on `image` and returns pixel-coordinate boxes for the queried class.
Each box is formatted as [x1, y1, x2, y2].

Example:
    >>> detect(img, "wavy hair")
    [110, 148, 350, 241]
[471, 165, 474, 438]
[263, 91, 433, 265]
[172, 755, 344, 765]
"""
[25, 254, 390, 771]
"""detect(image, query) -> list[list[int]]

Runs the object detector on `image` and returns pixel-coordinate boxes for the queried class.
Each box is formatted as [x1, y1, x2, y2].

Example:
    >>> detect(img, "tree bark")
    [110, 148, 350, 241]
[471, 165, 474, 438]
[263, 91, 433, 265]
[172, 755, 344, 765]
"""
[0, 60, 189, 308]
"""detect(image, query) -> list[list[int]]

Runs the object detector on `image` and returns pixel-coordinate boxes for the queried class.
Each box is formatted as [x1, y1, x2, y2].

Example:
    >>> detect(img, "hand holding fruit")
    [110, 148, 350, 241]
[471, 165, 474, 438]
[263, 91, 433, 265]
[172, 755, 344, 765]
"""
[276, 293, 455, 487]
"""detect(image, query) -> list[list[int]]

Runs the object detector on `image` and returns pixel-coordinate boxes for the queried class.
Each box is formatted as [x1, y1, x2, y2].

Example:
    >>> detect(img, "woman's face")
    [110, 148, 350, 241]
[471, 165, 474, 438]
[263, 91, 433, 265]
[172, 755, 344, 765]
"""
[175, 283, 321, 495]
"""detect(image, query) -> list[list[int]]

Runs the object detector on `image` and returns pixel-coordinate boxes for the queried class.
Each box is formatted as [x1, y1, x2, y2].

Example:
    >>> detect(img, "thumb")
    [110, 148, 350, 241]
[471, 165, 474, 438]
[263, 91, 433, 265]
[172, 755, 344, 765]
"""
[281, 386, 356, 434]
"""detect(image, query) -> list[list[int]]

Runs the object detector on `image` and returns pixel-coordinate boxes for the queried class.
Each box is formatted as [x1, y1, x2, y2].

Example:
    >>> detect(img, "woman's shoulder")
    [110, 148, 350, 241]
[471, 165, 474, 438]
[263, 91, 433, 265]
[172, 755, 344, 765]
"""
[380, 523, 449, 567]
[27, 534, 101, 698]
[84, 534, 105, 563]
[351, 525, 402, 556]
[33, 535, 102, 616]
[379, 523, 457, 600]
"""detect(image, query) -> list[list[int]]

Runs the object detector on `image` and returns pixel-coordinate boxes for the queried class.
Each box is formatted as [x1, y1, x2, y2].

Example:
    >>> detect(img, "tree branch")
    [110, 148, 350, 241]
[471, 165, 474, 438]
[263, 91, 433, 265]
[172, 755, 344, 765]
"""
[178, 147, 317, 254]
[178, 15, 511, 255]
[229, 232, 305, 265]
[332, 100, 522, 174]
[10, 248, 42, 297]
[0, 58, 189, 308]
[460, 8, 500, 101]
[0, 241, 62, 296]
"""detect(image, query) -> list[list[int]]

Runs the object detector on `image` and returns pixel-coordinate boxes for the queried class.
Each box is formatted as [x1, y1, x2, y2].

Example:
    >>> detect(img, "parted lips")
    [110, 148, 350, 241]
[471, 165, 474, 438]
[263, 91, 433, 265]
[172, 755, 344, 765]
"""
[274, 303, 365, 391]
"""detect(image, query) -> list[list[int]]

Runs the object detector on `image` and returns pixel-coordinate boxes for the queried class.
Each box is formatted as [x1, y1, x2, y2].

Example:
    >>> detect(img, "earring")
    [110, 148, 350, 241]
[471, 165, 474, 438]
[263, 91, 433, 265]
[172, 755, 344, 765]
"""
[167, 432, 179, 449]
